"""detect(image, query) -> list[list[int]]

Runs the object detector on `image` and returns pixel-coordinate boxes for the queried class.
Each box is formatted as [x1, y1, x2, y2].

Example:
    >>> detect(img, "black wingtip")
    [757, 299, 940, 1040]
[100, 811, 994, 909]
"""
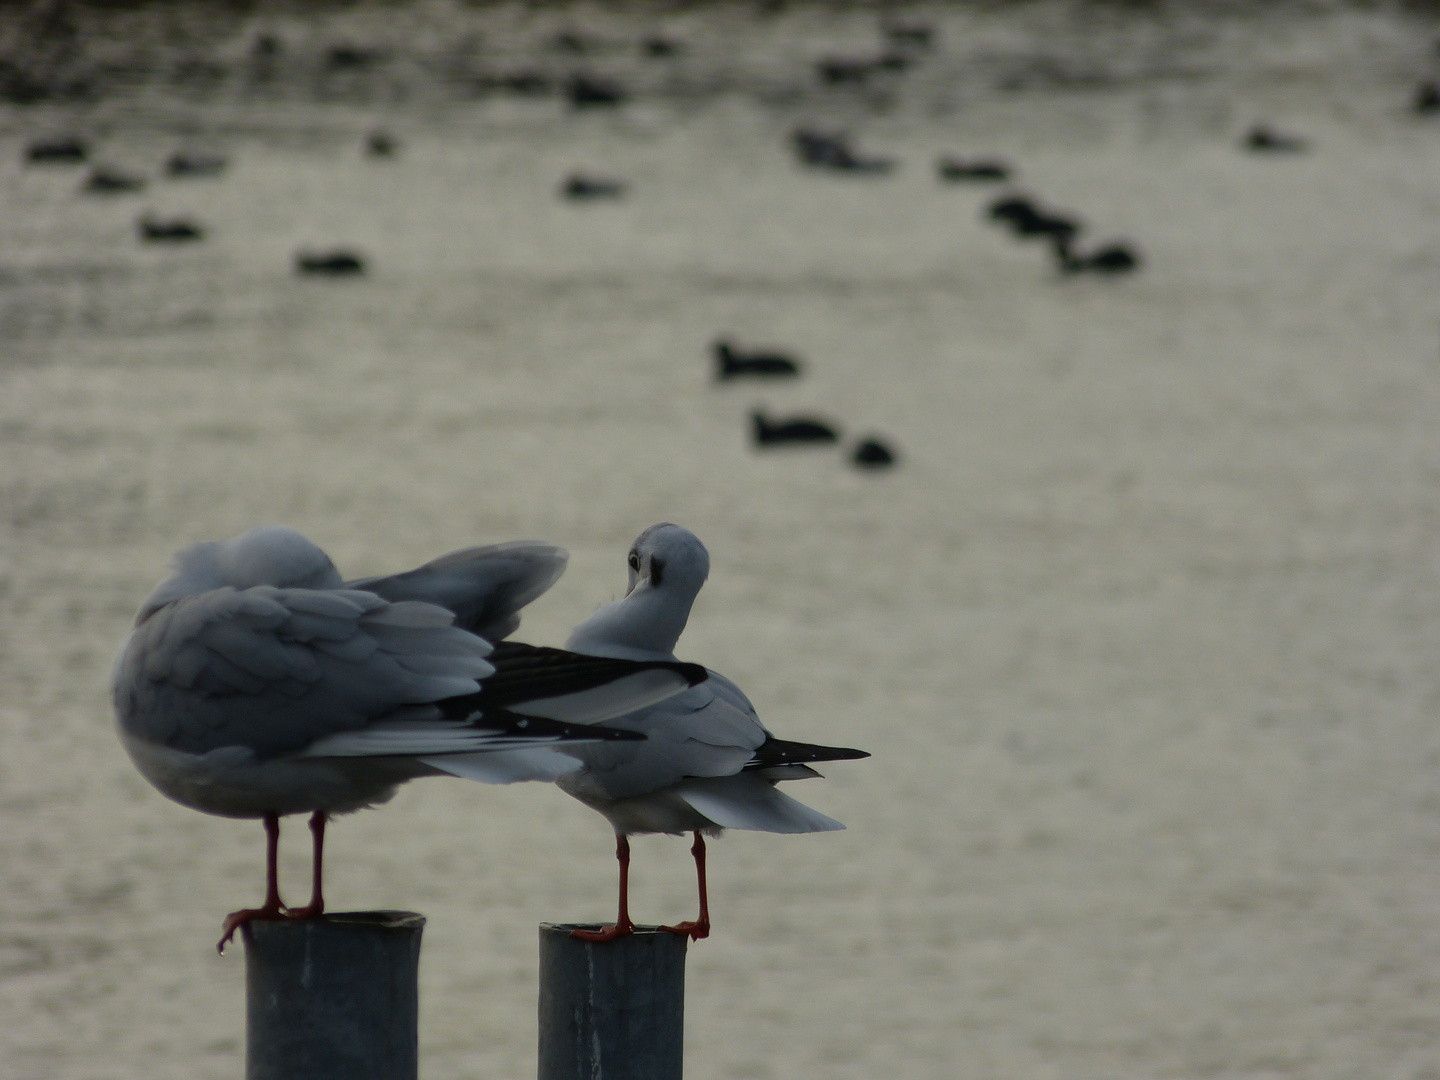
[744, 736, 871, 769]
[474, 642, 707, 708]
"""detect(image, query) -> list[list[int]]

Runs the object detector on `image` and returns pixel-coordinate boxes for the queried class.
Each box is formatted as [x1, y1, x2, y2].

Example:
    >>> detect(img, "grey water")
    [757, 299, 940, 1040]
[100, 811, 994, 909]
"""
[4, 2, 1440, 1077]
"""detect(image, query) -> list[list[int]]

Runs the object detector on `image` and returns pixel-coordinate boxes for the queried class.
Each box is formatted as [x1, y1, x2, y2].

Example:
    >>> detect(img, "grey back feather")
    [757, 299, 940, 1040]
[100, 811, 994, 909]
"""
[347, 541, 568, 642]
[114, 586, 494, 758]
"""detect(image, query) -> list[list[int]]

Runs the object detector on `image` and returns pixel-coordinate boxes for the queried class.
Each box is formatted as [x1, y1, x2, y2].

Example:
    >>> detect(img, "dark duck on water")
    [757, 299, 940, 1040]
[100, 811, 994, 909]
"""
[751, 410, 840, 446]
[713, 340, 801, 380]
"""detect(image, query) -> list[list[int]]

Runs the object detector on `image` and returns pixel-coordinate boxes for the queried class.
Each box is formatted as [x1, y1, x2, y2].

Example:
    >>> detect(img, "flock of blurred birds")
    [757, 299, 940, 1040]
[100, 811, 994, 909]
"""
[19, 121, 904, 471]
[17, 9, 1440, 475]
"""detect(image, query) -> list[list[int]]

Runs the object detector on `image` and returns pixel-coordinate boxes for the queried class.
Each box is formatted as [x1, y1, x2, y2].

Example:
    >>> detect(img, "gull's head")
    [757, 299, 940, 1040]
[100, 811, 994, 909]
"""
[136, 526, 342, 623]
[624, 523, 710, 599]
[565, 523, 710, 659]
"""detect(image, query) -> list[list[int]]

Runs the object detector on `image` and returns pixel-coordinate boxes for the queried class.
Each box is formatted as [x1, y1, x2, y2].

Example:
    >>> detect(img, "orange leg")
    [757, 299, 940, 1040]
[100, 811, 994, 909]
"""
[218, 812, 286, 954]
[661, 832, 711, 940]
[284, 812, 327, 921]
[572, 835, 635, 943]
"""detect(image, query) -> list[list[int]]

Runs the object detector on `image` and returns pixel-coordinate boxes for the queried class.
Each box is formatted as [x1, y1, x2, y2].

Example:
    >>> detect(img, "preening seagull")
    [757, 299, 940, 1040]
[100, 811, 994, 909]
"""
[560, 523, 869, 941]
[112, 527, 706, 951]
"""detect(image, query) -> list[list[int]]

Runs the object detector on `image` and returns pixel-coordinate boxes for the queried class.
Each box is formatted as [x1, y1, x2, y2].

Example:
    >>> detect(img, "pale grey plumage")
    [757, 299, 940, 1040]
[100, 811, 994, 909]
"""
[560, 523, 847, 836]
[115, 583, 489, 758]
[115, 526, 714, 949]
[113, 527, 690, 821]
[347, 540, 567, 643]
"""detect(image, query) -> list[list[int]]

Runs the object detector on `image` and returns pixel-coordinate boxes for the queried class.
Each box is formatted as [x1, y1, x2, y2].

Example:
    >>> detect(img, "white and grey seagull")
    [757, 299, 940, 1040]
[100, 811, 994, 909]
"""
[112, 526, 706, 951]
[559, 523, 868, 941]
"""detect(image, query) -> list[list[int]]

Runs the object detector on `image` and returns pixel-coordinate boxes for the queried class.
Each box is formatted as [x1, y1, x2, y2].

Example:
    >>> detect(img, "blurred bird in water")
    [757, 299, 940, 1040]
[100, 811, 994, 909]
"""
[296, 250, 364, 275]
[712, 339, 801, 380]
[851, 437, 898, 469]
[1052, 234, 1140, 275]
[138, 215, 204, 242]
[166, 151, 227, 178]
[25, 135, 87, 163]
[366, 130, 399, 157]
[562, 173, 625, 199]
[83, 166, 146, 194]
[751, 410, 839, 446]
[987, 194, 1080, 245]
[790, 127, 895, 174]
[1243, 123, 1308, 153]
[937, 156, 1011, 182]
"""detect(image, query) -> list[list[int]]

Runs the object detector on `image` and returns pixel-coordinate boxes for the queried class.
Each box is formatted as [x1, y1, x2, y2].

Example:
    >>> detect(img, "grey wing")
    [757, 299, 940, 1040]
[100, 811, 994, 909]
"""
[346, 541, 568, 642]
[113, 585, 494, 758]
[567, 670, 768, 799]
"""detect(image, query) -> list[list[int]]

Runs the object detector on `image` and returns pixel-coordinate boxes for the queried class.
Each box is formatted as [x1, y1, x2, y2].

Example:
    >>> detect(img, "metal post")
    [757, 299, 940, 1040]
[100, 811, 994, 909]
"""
[538, 924, 687, 1080]
[244, 911, 425, 1080]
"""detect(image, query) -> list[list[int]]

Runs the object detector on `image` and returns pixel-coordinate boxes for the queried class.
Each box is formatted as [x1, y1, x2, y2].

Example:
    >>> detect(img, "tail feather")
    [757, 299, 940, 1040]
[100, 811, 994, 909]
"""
[674, 773, 845, 833]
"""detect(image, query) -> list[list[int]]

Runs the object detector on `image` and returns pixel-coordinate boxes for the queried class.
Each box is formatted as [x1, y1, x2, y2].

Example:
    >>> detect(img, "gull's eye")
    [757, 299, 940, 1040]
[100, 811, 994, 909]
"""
[628, 551, 641, 572]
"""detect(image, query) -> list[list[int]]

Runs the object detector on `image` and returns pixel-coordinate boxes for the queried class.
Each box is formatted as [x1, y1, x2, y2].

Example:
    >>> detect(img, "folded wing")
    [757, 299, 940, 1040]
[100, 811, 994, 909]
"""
[114, 586, 496, 759]
[469, 641, 708, 723]
[558, 671, 769, 798]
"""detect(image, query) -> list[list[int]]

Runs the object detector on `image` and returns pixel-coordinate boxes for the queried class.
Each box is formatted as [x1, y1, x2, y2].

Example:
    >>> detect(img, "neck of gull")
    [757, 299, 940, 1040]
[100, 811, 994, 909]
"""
[565, 583, 697, 661]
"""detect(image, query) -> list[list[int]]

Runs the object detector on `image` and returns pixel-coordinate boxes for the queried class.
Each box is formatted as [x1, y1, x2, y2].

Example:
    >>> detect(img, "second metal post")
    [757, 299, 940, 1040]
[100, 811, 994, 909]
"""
[538, 924, 688, 1080]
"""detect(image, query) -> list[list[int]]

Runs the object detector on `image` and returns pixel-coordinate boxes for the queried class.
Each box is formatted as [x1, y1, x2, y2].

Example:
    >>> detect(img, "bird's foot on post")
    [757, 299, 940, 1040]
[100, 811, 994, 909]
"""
[661, 832, 711, 939]
[281, 900, 324, 921]
[659, 918, 709, 940]
[217, 900, 286, 954]
[570, 916, 635, 943]
[218, 811, 288, 954]
[572, 834, 635, 942]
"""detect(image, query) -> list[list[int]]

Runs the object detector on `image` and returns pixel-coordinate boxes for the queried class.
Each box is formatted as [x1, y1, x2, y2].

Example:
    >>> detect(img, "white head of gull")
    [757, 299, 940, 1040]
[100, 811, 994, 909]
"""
[113, 526, 706, 951]
[560, 523, 869, 942]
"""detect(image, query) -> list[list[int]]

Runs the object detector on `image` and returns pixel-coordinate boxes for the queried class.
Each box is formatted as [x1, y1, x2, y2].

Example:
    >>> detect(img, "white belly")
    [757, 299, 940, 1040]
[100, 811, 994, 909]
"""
[119, 728, 425, 819]
[557, 772, 720, 835]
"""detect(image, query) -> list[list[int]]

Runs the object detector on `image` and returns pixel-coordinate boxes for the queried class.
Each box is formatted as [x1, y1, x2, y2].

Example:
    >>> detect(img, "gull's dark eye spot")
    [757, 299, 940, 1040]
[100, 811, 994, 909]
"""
[649, 556, 665, 586]
[628, 551, 640, 572]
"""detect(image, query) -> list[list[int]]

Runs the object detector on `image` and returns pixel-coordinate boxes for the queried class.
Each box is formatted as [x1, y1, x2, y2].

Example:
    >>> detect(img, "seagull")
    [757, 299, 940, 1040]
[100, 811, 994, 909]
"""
[559, 523, 869, 942]
[112, 526, 706, 951]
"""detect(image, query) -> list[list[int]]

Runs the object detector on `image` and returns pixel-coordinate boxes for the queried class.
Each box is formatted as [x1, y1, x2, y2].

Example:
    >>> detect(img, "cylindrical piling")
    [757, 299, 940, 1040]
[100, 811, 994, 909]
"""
[244, 911, 425, 1080]
[538, 924, 688, 1080]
